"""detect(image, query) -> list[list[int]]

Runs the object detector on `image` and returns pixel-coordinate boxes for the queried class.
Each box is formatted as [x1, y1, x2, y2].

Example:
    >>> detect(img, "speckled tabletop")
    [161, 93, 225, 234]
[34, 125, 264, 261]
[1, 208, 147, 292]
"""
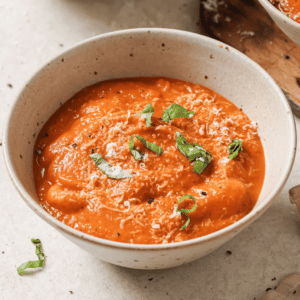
[1, 1, 300, 299]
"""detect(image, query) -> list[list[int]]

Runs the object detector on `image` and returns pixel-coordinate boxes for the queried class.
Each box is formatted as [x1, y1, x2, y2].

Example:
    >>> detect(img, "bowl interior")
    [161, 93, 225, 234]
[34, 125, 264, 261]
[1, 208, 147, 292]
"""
[4, 29, 295, 244]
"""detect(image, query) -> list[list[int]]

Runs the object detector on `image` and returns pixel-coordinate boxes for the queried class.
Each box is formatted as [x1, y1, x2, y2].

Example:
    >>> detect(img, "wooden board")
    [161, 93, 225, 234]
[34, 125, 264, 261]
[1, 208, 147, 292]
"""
[199, 0, 300, 116]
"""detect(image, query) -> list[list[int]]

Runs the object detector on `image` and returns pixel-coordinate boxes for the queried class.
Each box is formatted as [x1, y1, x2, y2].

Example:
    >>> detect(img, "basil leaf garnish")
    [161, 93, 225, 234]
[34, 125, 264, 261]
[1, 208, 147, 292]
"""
[129, 136, 144, 161]
[176, 132, 212, 174]
[228, 139, 243, 160]
[137, 103, 154, 127]
[161, 104, 195, 122]
[192, 143, 212, 175]
[17, 239, 45, 276]
[129, 135, 163, 161]
[176, 195, 197, 230]
[90, 153, 132, 179]
[176, 132, 202, 161]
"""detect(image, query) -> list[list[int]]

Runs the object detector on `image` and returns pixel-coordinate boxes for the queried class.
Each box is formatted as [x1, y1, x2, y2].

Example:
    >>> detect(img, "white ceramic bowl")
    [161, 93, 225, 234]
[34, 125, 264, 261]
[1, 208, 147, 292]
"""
[3, 28, 296, 269]
[258, 0, 300, 46]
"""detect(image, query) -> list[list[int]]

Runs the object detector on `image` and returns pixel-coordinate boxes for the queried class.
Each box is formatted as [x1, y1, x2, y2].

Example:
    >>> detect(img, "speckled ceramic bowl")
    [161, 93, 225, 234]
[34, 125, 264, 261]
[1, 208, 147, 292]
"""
[3, 28, 296, 269]
[258, 0, 300, 46]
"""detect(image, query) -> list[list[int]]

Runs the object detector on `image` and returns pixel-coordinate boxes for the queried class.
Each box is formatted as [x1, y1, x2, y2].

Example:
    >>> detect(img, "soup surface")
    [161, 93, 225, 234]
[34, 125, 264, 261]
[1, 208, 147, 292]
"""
[268, 0, 300, 23]
[33, 77, 265, 244]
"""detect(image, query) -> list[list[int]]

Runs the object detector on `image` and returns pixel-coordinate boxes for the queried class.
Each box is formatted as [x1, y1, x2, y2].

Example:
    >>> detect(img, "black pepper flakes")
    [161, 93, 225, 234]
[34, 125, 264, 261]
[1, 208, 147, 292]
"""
[285, 55, 290, 60]
[148, 198, 155, 204]
[266, 288, 272, 292]
[7, 83, 13, 88]
[72, 143, 77, 148]
[88, 133, 91, 138]
[271, 277, 276, 281]
[226, 250, 232, 255]
[42, 133, 48, 138]
[117, 233, 120, 236]
[69, 291, 73, 294]
[20, 155, 22, 159]
[91, 149, 95, 154]
[201, 191, 207, 196]
[148, 278, 153, 281]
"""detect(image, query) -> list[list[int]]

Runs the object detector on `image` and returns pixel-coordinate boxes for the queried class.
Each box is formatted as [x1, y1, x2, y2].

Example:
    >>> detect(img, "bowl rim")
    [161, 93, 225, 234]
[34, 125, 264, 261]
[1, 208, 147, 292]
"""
[257, 0, 300, 28]
[3, 28, 297, 251]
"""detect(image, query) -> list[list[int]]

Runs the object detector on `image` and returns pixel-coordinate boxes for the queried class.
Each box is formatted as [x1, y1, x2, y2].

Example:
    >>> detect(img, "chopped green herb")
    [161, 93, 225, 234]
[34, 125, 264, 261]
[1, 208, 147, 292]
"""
[90, 153, 132, 179]
[176, 132, 202, 161]
[192, 143, 212, 174]
[129, 135, 163, 160]
[129, 136, 143, 160]
[161, 104, 195, 123]
[137, 103, 154, 127]
[228, 139, 243, 159]
[17, 239, 45, 276]
[176, 195, 197, 230]
[176, 133, 212, 174]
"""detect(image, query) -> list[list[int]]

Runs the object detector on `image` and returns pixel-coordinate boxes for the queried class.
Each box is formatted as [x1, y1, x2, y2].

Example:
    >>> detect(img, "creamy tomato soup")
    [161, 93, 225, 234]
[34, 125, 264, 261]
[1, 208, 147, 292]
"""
[268, 0, 300, 23]
[33, 77, 265, 244]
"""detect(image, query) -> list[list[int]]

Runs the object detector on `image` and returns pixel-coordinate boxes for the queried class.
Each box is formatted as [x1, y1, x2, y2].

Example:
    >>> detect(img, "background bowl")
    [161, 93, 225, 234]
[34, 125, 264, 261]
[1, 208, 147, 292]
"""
[3, 28, 296, 269]
[258, 0, 300, 46]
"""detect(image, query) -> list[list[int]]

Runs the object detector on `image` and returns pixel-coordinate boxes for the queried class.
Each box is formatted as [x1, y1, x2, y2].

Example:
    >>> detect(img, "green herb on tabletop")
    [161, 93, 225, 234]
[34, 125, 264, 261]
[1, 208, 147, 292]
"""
[176, 132, 212, 174]
[228, 139, 243, 160]
[90, 153, 132, 179]
[129, 135, 163, 161]
[136, 103, 154, 127]
[161, 104, 195, 123]
[176, 195, 197, 230]
[17, 239, 45, 276]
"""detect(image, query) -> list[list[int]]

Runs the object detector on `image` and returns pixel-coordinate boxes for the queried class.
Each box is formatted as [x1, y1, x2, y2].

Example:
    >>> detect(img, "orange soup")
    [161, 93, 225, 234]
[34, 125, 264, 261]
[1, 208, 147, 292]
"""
[268, 0, 300, 23]
[33, 77, 265, 244]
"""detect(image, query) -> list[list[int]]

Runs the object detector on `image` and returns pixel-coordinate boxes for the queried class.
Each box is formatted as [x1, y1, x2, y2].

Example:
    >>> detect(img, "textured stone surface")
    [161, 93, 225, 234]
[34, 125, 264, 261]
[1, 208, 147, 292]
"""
[1, 0, 300, 299]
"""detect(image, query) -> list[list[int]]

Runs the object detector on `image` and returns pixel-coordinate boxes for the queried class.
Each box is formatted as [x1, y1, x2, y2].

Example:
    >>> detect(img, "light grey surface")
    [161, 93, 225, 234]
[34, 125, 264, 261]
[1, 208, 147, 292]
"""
[0, 0, 300, 299]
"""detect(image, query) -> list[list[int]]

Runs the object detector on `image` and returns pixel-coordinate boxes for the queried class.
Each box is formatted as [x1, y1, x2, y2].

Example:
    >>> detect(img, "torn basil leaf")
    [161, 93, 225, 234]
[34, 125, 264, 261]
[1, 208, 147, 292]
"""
[192, 143, 212, 174]
[90, 153, 132, 179]
[137, 103, 154, 127]
[161, 104, 195, 123]
[17, 239, 45, 276]
[176, 132, 202, 161]
[228, 139, 243, 160]
[129, 135, 163, 160]
[176, 195, 197, 230]
[176, 132, 212, 174]
[129, 136, 144, 161]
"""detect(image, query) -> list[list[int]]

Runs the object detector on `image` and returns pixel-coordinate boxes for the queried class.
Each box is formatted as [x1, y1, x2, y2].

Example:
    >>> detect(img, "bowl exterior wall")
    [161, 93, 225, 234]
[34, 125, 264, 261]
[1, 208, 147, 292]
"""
[258, 0, 300, 46]
[59, 228, 237, 269]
